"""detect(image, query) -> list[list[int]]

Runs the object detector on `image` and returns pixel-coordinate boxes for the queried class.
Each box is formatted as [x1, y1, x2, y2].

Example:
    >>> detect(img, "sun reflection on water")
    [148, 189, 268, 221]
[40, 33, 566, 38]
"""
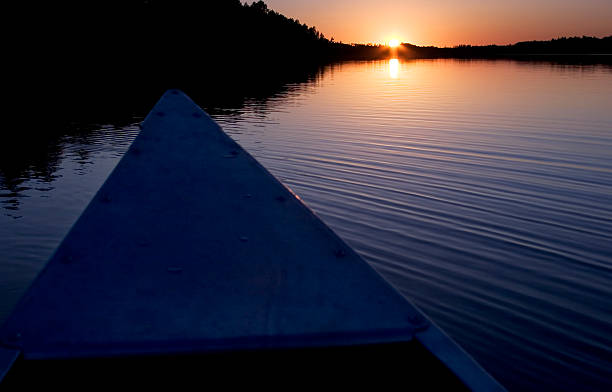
[389, 58, 399, 79]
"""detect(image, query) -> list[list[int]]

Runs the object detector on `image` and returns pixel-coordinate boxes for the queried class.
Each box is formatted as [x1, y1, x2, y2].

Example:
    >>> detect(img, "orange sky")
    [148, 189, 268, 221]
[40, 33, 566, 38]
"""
[258, 0, 612, 46]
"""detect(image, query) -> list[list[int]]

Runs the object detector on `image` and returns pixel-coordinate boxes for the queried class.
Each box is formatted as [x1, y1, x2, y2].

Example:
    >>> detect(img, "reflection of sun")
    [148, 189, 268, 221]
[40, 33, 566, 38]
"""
[389, 39, 400, 48]
[389, 58, 399, 78]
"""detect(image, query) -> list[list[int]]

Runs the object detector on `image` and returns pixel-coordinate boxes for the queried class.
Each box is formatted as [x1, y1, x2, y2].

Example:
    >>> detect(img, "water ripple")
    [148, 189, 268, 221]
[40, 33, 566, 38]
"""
[215, 59, 612, 391]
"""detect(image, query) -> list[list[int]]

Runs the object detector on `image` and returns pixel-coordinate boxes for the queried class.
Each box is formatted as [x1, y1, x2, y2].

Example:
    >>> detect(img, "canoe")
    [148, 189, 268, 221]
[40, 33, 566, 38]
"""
[0, 90, 505, 390]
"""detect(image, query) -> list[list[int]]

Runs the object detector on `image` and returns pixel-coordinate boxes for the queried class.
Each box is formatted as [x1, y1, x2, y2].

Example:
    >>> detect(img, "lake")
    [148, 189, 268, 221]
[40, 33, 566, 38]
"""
[1, 59, 611, 391]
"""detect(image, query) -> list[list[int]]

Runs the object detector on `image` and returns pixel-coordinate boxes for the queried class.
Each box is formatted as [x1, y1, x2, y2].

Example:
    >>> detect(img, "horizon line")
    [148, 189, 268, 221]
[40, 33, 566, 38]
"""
[336, 34, 611, 48]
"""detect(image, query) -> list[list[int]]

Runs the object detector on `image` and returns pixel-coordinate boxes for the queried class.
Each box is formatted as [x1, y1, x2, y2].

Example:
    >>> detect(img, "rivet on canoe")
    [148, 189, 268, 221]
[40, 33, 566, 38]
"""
[334, 249, 347, 258]
[223, 150, 239, 158]
[239, 236, 249, 242]
[275, 196, 286, 202]
[101, 194, 112, 203]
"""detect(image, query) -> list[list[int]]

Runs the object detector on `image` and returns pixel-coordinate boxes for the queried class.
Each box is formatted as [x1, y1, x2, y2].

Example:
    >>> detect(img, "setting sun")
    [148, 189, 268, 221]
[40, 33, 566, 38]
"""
[388, 39, 400, 48]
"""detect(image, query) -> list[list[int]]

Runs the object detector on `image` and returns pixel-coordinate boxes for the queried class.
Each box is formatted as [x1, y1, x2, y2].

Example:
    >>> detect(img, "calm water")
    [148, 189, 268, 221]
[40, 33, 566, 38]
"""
[1, 59, 611, 390]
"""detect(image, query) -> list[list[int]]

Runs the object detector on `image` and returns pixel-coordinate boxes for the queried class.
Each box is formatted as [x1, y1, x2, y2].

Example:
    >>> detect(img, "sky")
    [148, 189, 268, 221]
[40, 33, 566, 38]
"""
[256, 0, 612, 47]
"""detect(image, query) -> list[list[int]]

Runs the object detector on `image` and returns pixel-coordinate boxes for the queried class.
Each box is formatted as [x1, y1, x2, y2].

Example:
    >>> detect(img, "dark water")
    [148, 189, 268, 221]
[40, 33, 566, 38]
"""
[1, 59, 611, 391]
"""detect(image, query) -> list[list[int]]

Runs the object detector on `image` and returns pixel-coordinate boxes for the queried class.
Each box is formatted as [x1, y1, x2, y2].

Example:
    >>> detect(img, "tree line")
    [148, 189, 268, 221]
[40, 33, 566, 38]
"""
[399, 36, 612, 59]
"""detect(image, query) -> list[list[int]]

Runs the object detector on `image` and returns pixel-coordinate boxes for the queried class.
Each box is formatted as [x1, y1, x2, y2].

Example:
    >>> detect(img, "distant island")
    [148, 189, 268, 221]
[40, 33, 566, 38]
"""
[339, 36, 612, 61]
[408, 36, 612, 57]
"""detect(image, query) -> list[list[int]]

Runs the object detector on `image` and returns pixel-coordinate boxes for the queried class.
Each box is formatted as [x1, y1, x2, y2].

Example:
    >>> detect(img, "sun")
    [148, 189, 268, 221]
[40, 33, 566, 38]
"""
[388, 39, 400, 48]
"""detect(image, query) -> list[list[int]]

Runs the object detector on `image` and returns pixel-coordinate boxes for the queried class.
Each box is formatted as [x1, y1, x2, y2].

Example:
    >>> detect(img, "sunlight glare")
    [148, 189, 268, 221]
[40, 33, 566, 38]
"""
[389, 58, 399, 78]
[389, 39, 400, 48]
